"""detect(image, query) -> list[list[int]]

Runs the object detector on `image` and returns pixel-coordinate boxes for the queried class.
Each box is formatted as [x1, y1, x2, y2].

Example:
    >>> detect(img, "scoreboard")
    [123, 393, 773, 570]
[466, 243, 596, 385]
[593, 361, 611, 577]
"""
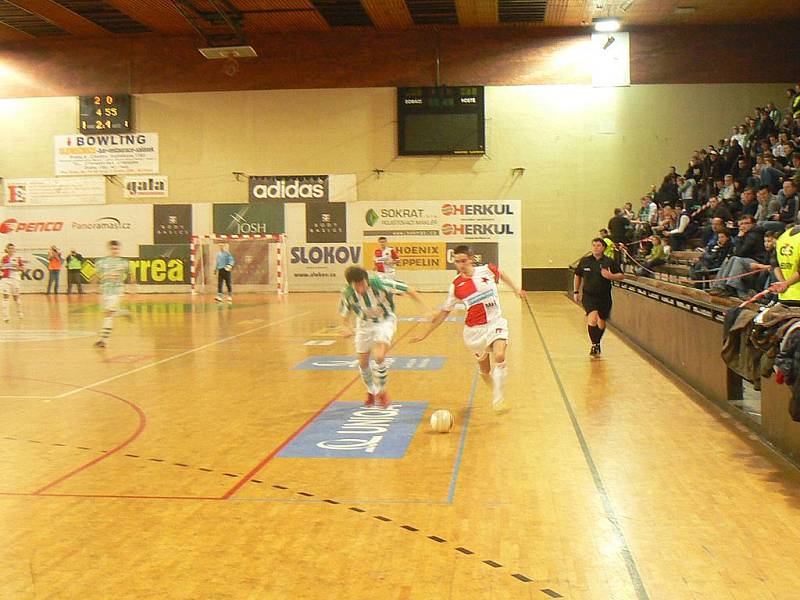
[397, 86, 485, 156]
[79, 94, 132, 134]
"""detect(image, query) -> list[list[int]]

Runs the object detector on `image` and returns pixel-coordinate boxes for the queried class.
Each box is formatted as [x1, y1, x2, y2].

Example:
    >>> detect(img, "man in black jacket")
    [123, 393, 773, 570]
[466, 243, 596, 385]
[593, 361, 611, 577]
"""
[708, 216, 768, 298]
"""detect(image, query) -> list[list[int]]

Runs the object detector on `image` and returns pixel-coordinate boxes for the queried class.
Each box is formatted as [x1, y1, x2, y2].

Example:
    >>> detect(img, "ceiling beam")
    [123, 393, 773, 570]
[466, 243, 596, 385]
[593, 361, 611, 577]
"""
[455, 0, 498, 27]
[102, 0, 196, 34]
[360, 0, 413, 29]
[7, 0, 110, 36]
[0, 20, 33, 42]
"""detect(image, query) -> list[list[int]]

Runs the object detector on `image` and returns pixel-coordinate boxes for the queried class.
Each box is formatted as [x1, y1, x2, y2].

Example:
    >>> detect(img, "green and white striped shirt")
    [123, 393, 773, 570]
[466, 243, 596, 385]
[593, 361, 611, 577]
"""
[339, 276, 408, 323]
[96, 256, 129, 296]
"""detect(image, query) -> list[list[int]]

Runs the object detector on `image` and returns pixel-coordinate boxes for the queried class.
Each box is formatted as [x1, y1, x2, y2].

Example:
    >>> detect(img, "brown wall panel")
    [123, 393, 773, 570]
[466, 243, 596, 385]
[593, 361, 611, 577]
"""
[0, 25, 796, 98]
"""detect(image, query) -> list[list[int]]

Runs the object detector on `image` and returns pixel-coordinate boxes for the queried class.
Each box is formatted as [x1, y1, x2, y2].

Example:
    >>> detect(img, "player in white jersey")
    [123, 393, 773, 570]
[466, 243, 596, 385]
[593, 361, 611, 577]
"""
[1, 243, 24, 323]
[373, 236, 399, 280]
[93, 240, 130, 348]
[412, 245, 526, 411]
[340, 266, 428, 407]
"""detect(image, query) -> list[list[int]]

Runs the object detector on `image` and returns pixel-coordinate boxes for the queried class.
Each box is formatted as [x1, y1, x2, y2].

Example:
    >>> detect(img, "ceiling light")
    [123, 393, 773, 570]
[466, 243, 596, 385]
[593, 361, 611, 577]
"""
[593, 18, 621, 32]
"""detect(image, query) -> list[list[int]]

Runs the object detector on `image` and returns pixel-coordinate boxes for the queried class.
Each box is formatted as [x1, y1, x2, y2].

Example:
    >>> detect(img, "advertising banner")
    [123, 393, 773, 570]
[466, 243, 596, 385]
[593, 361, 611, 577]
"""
[213, 203, 284, 235]
[3, 177, 106, 206]
[249, 173, 356, 203]
[305, 202, 346, 243]
[124, 175, 168, 199]
[54, 133, 159, 175]
[0, 204, 153, 257]
[133, 244, 191, 285]
[362, 241, 447, 271]
[153, 204, 192, 244]
[288, 244, 361, 291]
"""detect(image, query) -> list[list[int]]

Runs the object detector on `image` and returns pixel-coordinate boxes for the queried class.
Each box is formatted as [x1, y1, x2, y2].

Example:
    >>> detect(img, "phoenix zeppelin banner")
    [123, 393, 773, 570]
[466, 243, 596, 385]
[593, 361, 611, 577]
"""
[54, 133, 159, 176]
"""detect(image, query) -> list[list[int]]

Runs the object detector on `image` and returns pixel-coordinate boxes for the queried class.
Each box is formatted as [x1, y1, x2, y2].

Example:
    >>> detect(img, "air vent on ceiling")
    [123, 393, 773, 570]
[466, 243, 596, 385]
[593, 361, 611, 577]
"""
[405, 0, 458, 25]
[311, 0, 373, 27]
[53, 0, 149, 34]
[0, 0, 68, 36]
[499, 0, 548, 23]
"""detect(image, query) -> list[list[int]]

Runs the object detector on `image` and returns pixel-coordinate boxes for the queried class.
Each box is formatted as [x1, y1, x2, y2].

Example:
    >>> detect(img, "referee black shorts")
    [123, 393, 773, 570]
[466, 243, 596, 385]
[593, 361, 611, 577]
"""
[582, 292, 612, 320]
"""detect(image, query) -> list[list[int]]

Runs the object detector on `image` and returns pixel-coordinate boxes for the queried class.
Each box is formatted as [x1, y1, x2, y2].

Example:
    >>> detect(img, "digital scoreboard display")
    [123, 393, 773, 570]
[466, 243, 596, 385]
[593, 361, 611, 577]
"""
[79, 94, 132, 134]
[397, 87, 485, 156]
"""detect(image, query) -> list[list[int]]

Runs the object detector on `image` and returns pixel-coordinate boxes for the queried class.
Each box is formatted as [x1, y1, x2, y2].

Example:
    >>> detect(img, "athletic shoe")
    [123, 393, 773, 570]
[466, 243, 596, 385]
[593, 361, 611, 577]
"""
[378, 390, 390, 408]
[94, 340, 106, 348]
[3, 318, 9, 324]
[595, 344, 602, 356]
[492, 397, 509, 414]
[214, 296, 223, 303]
[364, 392, 375, 407]
[227, 296, 233, 304]
[589, 344, 600, 357]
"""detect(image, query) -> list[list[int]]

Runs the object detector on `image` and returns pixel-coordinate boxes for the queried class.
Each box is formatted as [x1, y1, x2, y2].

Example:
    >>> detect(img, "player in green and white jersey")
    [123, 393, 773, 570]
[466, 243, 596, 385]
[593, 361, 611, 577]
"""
[339, 266, 428, 408]
[94, 240, 130, 348]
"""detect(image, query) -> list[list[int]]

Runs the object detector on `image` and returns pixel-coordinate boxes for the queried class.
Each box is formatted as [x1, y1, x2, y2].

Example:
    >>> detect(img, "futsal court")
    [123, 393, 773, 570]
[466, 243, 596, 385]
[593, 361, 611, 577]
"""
[1, 291, 800, 599]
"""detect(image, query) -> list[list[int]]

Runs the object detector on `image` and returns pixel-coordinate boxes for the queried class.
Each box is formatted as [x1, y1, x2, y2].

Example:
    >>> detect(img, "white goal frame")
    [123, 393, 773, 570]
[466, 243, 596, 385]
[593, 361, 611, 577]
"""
[190, 233, 288, 295]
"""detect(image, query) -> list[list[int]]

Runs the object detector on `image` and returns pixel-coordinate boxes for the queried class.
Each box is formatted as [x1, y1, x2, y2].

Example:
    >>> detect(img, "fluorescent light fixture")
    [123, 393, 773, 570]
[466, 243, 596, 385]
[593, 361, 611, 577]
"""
[198, 45, 258, 59]
[593, 18, 621, 32]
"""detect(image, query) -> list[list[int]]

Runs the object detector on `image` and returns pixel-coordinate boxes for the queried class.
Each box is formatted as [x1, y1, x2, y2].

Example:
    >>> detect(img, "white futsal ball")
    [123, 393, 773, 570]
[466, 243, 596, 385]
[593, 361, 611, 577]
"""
[430, 409, 454, 433]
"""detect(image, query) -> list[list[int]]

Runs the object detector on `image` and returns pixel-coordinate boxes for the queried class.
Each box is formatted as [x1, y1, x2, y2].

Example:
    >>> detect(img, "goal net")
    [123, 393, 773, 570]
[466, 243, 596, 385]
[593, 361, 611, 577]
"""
[191, 234, 287, 295]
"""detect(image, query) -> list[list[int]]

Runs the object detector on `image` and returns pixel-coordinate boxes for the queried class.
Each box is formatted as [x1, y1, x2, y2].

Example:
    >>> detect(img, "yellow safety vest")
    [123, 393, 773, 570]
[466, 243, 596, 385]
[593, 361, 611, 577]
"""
[776, 228, 800, 301]
[603, 237, 615, 259]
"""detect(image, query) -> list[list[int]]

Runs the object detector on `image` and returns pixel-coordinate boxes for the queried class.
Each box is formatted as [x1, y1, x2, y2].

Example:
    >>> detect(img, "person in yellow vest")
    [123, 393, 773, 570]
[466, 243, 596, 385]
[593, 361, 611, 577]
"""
[769, 225, 800, 305]
[598, 229, 617, 260]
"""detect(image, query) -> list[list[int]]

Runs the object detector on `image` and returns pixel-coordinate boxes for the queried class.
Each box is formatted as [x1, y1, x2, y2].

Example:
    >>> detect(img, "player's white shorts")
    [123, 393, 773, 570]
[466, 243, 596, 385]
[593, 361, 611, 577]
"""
[102, 294, 122, 313]
[462, 317, 509, 360]
[0, 279, 21, 296]
[354, 316, 397, 354]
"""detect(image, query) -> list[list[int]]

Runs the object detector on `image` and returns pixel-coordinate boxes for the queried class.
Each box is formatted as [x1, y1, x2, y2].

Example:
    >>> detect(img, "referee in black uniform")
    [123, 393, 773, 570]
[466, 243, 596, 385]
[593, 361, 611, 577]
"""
[573, 238, 625, 357]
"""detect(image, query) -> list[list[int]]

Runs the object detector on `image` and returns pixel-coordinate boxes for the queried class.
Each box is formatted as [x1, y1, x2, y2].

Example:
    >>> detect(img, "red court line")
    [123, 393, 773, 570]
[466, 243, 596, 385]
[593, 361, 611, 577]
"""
[5, 376, 147, 495]
[222, 323, 420, 500]
[0, 491, 217, 501]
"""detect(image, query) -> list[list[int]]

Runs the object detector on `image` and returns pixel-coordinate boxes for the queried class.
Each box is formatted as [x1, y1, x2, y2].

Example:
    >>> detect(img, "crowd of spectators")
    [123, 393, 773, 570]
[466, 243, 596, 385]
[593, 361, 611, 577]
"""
[601, 85, 800, 300]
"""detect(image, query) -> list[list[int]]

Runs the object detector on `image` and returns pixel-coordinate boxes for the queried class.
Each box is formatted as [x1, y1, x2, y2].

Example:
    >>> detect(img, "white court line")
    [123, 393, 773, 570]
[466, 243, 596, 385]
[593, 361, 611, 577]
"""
[1, 312, 310, 401]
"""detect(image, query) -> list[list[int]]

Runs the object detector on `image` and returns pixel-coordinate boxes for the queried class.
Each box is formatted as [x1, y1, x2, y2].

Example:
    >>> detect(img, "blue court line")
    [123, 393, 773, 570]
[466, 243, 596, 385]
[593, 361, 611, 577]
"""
[525, 299, 651, 600]
[446, 367, 479, 503]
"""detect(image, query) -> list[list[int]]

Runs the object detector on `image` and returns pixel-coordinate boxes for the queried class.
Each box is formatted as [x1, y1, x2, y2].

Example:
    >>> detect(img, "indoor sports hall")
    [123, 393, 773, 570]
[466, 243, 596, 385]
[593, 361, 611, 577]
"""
[2, 2, 800, 599]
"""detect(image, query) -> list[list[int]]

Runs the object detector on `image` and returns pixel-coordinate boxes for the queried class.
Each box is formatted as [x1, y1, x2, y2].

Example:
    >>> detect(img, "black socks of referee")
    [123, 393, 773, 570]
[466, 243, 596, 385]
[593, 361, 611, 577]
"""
[588, 325, 605, 345]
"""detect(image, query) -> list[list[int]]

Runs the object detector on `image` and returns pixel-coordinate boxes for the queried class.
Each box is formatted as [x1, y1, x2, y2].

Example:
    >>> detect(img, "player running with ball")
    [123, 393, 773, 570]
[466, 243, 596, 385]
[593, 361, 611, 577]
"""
[340, 266, 428, 408]
[94, 240, 130, 348]
[412, 245, 526, 412]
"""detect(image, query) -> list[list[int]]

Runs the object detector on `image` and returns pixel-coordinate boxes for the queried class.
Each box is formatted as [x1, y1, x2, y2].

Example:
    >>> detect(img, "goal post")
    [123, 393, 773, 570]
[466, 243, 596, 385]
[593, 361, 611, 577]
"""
[190, 234, 287, 295]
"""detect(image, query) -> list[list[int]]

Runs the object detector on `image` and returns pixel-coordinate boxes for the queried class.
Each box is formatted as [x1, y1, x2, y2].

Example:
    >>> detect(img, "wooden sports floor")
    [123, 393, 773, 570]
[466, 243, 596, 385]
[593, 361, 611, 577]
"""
[3, 291, 800, 599]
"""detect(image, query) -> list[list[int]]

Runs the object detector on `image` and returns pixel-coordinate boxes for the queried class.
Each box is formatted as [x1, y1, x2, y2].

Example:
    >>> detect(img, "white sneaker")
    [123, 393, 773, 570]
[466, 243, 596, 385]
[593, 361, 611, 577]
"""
[214, 296, 223, 303]
[227, 296, 233, 304]
[492, 395, 509, 414]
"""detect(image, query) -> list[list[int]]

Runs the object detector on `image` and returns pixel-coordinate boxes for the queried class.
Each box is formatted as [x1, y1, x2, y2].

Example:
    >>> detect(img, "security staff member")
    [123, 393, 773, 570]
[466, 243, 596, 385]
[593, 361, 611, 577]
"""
[573, 238, 626, 357]
[769, 225, 800, 305]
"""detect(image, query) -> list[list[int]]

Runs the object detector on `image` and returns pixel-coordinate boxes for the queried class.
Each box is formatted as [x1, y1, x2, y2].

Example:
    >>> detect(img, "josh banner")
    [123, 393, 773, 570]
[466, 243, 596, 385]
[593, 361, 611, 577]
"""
[54, 133, 159, 176]
[213, 203, 284, 236]
[306, 202, 346, 243]
[249, 174, 357, 203]
[133, 244, 190, 285]
[3, 177, 106, 206]
[153, 204, 192, 244]
[124, 175, 168, 199]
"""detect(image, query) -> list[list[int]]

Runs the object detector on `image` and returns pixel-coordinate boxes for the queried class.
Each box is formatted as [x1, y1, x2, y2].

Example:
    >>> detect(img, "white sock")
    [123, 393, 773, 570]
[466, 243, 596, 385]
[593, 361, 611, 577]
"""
[359, 365, 376, 394]
[374, 362, 389, 392]
[492, 362, 508, 404]
[14, 298, 21, 316]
